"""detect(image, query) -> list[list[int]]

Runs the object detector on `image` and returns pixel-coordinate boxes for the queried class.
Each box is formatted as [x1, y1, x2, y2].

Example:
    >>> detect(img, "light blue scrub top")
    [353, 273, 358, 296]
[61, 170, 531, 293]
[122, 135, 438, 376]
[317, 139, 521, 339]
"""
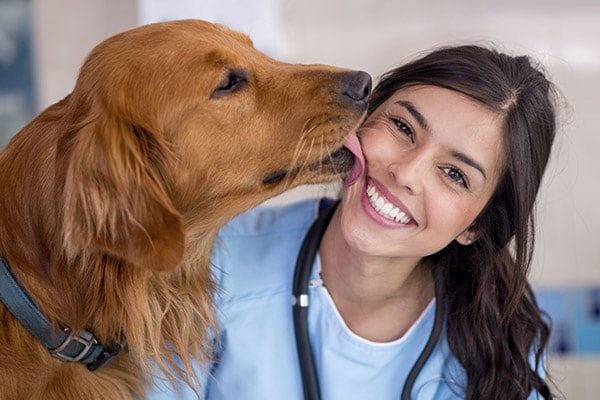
[147, 198, 542, 400]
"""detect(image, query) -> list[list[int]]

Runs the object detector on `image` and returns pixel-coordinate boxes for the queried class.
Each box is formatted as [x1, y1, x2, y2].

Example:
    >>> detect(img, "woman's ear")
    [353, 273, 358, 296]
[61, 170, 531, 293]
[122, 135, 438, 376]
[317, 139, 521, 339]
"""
[456, 226, 480, 246]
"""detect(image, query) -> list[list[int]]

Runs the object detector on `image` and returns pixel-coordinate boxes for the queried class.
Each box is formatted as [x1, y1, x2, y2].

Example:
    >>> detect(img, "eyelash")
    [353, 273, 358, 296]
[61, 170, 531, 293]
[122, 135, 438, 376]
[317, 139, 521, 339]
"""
[391, 117, 414, 142]
[441, 166, 469, 188]
[390, 117, 470, 189]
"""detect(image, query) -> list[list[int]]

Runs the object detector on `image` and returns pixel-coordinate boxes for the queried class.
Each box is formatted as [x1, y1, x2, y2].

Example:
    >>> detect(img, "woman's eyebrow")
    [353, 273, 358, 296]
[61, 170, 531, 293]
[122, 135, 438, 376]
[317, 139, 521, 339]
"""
[450, 150, 487, 180]
[396, 100, 429, 131]
[396, 99, 487, 180]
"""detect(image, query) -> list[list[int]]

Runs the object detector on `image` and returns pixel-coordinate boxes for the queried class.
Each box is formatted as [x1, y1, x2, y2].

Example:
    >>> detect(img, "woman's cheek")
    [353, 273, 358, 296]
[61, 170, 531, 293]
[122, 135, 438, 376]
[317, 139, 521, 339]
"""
[362, 130, 402, 169]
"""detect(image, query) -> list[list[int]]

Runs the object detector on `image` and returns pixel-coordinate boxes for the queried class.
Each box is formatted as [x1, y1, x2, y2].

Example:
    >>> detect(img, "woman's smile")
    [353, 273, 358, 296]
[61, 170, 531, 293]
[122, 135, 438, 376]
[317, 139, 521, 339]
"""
[361, 177, 416, 227]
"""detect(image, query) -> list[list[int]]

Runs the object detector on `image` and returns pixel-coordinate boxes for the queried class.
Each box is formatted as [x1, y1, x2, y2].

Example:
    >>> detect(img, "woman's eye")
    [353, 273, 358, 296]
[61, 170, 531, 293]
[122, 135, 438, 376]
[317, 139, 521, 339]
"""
[441, 166, 469, 188]
[391, 118, 414, 142]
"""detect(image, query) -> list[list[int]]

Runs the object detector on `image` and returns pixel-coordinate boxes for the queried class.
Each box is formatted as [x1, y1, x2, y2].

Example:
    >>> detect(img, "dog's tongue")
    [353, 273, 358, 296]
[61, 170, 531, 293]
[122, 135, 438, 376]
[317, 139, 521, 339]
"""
[343, 132, 365, 186]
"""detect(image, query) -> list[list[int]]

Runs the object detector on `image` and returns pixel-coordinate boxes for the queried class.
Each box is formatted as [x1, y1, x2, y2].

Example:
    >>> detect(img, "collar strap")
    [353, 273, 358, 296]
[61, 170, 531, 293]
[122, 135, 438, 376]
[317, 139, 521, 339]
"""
[0, 258, 126, 371]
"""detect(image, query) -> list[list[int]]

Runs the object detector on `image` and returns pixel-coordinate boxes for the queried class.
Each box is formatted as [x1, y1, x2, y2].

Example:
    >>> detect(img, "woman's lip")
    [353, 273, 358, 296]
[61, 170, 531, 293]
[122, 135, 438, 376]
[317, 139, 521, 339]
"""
[343, 132, 365, 186]
[362, 177, 417, 227]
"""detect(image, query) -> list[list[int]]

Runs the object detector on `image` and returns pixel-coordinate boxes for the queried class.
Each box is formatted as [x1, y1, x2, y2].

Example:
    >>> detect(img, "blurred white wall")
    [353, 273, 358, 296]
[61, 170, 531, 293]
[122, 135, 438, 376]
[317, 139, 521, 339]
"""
[23, 0, 600, 398]
[31, 0, 138, 109]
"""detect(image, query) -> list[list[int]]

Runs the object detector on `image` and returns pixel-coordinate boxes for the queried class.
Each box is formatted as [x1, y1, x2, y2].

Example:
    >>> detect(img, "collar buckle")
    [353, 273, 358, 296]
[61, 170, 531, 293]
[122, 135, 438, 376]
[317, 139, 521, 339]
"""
[49, 327, 97, 363]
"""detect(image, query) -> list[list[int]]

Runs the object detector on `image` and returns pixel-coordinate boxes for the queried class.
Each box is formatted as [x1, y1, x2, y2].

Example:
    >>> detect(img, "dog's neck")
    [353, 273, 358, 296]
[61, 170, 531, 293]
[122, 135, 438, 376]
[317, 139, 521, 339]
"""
[0, 257, 126, 370]
[0, 186, 219, 385]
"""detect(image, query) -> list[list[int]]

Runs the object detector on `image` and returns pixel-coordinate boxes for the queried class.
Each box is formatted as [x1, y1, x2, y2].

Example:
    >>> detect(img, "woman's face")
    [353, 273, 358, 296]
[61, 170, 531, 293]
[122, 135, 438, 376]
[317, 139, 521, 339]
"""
[340, 85, 506, 260]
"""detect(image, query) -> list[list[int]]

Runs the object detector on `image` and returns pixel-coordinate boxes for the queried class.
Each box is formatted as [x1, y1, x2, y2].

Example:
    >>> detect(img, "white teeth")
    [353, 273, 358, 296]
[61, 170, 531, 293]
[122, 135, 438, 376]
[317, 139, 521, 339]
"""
[366, 184, 412, 224]
[381, 203, 392, 214]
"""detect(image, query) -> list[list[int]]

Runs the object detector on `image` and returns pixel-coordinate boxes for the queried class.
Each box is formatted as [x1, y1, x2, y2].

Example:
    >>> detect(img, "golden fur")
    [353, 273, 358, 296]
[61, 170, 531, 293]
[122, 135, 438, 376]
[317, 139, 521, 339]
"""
[0, 20, 369, 399]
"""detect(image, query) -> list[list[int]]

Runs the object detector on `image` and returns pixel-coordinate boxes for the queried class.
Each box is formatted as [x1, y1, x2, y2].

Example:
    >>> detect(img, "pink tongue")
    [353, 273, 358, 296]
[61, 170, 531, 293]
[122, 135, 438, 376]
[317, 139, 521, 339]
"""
[343, 132, 365, 186]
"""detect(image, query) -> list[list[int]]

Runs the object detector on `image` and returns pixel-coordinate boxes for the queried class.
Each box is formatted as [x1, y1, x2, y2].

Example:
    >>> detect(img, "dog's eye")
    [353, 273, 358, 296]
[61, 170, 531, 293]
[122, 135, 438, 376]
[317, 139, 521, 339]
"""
[212, 71, 247, 98]
[221, 75, 241, 90]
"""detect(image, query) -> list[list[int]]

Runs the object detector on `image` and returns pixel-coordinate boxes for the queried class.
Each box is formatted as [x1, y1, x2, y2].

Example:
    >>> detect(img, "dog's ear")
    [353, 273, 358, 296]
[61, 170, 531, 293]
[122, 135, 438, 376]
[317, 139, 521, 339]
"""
[62, 115, 185, 271]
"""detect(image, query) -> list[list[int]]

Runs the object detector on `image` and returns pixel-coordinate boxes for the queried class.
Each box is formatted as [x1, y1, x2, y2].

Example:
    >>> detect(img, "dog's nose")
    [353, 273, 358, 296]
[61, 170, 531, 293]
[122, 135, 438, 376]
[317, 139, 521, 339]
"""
[343, 71, 372, 106]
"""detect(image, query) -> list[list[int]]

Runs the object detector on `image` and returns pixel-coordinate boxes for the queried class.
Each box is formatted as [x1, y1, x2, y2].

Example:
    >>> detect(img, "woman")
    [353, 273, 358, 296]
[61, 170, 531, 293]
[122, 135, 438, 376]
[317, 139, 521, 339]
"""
[149, 44, 558, 399]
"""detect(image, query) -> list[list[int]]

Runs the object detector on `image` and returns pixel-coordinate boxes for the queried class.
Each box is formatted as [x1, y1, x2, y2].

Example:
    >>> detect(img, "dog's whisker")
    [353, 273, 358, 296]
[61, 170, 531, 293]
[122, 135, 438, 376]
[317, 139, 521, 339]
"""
[285, 141, 306, 189]
[294, 122, 318, 159]
[291, 136, 307, 166]
[281, 137, 306, 190]
[285, 121, 320, 187]
[285, 135, 317, 190]
[289, 137, 307, 178]
[292, 121, 313, 165]
[290, 120, 316, 165]
[301, 118, 315, 139]
[301, 137, 316, 173]
[320, 135, 326, 171]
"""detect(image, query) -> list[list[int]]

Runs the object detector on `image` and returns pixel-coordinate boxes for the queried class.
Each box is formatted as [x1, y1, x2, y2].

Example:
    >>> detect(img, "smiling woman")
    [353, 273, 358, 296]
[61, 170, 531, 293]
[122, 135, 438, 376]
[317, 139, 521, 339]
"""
[346, 85, 506, 254]
[147, 44, 559, 400]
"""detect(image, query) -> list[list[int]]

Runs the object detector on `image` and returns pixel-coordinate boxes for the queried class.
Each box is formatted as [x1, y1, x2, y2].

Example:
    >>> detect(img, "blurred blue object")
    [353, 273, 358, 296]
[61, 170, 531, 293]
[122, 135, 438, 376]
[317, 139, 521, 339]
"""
[536, 286, 600, 355]
[0, 0, 36, 147]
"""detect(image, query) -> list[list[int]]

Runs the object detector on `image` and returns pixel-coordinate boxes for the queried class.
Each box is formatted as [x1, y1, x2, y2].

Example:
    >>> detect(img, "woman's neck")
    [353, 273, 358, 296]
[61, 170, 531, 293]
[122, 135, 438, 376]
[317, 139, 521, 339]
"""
[318, 207, 435, 342]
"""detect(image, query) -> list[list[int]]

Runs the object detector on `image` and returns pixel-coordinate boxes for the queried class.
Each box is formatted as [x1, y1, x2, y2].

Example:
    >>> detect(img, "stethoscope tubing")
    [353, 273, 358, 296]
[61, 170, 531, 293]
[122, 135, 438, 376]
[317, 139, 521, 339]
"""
[292, 200, 445, 400]
[292, 201, 337, 400]
[401, 272, 445, 400]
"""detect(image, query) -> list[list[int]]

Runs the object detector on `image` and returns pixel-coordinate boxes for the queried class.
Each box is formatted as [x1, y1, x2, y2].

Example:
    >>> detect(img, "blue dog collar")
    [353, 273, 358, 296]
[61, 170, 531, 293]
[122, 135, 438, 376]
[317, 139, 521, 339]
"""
[0, 257, 126, 371]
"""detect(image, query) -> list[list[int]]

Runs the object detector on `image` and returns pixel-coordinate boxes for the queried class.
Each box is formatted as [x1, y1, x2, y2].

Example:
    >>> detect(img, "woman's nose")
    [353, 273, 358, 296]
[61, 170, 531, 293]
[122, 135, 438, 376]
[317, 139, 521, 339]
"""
[388, 151, 426, 195]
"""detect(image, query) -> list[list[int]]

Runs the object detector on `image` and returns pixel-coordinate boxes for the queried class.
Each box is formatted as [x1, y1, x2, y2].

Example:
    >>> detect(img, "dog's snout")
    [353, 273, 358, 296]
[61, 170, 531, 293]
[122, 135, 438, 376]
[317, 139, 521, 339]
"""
[343, 71, 372, 106]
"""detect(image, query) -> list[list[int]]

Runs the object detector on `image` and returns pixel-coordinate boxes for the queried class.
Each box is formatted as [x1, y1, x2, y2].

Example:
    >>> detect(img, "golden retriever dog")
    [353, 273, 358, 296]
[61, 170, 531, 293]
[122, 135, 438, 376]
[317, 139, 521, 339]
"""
[0, 19, 370, 399]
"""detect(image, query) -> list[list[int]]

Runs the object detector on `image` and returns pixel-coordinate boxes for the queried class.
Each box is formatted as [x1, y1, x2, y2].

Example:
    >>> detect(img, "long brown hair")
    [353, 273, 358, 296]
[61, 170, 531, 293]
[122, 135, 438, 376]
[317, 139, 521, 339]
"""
[369, 45, 558, 399]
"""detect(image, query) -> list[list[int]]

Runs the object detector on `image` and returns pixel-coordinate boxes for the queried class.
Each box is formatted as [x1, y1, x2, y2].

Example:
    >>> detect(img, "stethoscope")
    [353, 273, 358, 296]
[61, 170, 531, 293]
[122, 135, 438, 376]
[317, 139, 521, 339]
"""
[292, 200, 446, 400]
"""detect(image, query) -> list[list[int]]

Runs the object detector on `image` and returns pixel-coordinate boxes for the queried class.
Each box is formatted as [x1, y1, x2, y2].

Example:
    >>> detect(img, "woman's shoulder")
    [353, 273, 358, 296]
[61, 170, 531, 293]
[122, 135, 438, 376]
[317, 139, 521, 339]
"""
[211, 198, 327, 299]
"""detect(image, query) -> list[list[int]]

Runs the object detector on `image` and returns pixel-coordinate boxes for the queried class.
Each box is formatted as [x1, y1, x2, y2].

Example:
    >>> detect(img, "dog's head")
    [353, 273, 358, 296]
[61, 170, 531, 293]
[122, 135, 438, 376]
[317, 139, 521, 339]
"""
[61, 20, 370, 271]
